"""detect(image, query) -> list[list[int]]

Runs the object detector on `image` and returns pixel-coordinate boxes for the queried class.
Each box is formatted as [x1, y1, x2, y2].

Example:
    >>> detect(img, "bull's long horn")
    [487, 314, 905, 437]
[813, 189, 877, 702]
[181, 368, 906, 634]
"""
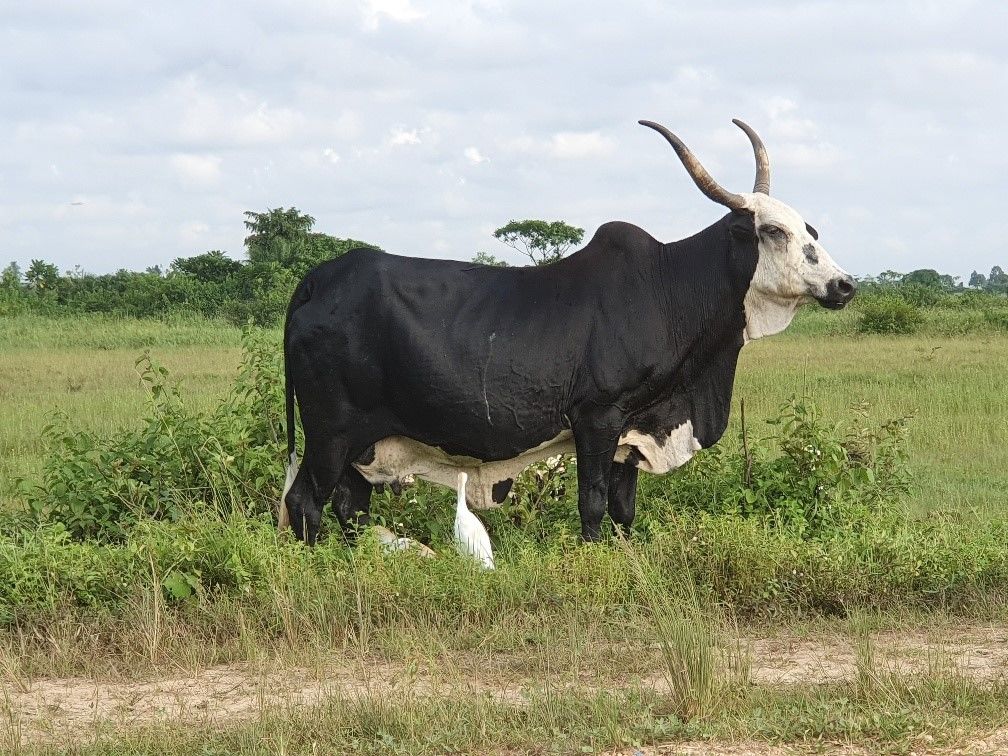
[732, 118, 770, 195]
[638, 120, 746, 211]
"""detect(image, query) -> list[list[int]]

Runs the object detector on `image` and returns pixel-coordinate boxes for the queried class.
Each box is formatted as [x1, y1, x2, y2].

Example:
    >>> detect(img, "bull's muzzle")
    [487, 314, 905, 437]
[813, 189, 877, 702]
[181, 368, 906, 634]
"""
[816, 275, 857, 310]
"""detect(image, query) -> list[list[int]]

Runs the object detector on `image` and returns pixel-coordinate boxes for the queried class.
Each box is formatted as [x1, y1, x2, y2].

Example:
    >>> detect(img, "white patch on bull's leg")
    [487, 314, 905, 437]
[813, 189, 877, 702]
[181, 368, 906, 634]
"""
[615, 420, 703, 474]
[354, 431, 575, 510]
[739, 192, 853, 341]
[278, 452, 297, 531]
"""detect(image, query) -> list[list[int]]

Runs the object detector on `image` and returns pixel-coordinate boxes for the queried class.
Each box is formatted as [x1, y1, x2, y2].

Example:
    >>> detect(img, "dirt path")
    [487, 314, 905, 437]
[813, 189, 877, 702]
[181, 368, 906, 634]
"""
[4, 624, 1008, 749]
[746, 623, 1008, 684]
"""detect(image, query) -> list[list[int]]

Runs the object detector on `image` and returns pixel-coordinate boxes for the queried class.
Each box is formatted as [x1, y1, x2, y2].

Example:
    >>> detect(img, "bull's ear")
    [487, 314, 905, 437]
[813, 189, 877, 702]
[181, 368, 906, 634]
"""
[729, 212, 756, 243]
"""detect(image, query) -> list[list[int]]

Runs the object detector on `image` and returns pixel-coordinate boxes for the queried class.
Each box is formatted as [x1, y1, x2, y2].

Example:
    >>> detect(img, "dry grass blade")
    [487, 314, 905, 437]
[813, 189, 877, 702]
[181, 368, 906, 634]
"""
[616, 535, 720, 722]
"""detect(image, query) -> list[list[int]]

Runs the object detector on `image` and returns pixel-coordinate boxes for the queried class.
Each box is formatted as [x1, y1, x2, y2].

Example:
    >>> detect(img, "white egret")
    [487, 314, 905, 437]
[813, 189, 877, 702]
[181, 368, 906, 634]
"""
[453, 472, 494, 569]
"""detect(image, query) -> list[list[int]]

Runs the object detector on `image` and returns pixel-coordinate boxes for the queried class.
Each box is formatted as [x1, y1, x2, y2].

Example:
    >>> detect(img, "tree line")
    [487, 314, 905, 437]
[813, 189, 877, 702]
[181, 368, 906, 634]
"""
[860, 267, 1008, 295]
[1, 206, 1003, 326]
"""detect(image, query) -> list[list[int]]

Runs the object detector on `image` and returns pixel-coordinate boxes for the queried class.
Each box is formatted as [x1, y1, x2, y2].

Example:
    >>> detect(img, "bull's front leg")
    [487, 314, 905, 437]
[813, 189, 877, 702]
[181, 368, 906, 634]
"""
[572, 407, 625, 542]
[607, 461, 639, 536]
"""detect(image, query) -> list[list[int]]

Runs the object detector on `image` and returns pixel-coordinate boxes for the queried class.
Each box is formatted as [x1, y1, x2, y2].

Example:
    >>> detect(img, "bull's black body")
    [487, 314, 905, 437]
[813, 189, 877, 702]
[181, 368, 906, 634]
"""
[283, 211, 762, 544]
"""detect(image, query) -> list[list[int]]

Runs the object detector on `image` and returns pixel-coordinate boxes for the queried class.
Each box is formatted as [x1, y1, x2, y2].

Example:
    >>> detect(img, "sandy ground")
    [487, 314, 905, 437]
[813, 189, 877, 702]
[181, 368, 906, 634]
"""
[3, 623, 1007, 752]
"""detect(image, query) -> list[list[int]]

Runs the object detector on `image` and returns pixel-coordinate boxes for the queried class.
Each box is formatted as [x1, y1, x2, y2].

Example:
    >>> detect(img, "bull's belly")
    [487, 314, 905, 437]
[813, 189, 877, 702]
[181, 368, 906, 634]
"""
[353, 421, 702, 509]
[354, 432, 576, 509]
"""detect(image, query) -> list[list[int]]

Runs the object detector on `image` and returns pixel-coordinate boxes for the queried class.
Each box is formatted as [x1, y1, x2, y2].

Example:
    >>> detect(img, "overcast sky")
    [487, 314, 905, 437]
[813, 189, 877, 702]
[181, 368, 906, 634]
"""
[2, 1, 1005, 279]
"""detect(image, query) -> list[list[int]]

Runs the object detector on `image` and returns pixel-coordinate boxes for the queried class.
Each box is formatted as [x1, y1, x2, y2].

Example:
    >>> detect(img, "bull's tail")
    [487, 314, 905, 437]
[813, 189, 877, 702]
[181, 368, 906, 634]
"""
[278, 355, 297, 531]
[279, 281, 310, 531]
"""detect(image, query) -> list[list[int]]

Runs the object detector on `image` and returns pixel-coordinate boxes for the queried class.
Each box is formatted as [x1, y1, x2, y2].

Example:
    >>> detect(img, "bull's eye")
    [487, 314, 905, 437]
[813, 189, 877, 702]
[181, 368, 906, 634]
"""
[760, 224, 786, 239]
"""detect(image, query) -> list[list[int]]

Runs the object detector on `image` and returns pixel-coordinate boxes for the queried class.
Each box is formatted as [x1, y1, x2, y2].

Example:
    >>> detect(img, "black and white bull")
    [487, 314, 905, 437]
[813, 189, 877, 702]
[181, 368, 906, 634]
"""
[279, 119, 856, 545]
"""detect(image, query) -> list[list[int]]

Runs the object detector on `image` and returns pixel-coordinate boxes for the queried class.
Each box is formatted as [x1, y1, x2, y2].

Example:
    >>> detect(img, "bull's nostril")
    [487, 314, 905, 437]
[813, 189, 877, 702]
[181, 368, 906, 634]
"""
[836, 279, 855, 297]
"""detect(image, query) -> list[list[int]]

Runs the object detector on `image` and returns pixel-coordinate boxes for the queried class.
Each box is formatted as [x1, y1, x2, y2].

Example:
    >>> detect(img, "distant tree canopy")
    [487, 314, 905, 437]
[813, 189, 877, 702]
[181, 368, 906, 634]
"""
[861, 266, 1008, 295]
[985, 266, 1008, 294]
[3, 207, 1004, 326]
[1, 207, 380, 325]
[243, 207, 316, 268]
[1, 261, 21, 291]
[25, 260, 60, 292]
[493, 219, 584, 266]
[243, 207, 378, 280]
[963, 264, 1003, 292]
[471, 251, 509, 267]
[170, 250, 244, 284]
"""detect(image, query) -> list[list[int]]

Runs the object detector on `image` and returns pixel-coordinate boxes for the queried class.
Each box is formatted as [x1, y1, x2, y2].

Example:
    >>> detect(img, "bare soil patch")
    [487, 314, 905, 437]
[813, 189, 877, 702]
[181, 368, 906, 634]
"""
[4, 623, 1007, 748]
[747, 623, 1008, 685]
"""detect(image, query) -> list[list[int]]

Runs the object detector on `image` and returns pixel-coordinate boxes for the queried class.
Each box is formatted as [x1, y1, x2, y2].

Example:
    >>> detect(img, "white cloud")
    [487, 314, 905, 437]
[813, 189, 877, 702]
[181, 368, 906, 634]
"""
[360, 0, 426, 30]
[3, 1, 1007, 279]
[775, 142, 842, 171]
[549, 132, 615, 159]
[170, 153, 222, 186]
[179, 221, 210, 244]
[464, 146, 487, 164]
[764, 96, 819, 141]
[169, 78, 304, 148]
[388, 127, 421, 146]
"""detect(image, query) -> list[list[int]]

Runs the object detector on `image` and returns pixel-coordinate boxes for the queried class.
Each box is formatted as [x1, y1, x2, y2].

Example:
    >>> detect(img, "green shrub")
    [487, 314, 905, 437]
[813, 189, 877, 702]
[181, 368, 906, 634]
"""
[983, 308, 1008, 331]
[3, 507, 1008, 626]
[638, 397, 912, 539]
[892, 282, 942, 308]
[857, 297, 923, 334]
[24, 328, 286, 540]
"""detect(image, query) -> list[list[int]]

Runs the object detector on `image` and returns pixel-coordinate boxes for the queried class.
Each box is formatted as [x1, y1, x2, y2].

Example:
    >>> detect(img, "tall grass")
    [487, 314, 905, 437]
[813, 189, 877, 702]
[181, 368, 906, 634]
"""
[617, 534, 721, 722]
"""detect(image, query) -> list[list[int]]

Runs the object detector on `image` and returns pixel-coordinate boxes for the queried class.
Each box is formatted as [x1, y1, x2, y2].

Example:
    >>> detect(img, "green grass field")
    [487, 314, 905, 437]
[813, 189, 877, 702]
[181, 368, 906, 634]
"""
[2, 310, 1008, 754]
[4, 311, 1006, 516]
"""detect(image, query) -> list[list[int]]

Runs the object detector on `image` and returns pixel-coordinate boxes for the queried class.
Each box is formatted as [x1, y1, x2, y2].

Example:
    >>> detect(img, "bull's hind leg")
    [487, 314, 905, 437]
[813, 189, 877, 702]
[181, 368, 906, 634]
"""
[285, 441, 348, 545]
[330, 466, 373, 541]
[607, 461, 639, 536]
[572, 407, 625, 542]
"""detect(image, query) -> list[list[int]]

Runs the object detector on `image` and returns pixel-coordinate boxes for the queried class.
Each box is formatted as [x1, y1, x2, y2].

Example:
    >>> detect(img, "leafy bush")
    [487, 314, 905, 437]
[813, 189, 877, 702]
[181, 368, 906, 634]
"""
[3, 505, 1008, 627]
[983, 308, 1008, 331]
[891, 282, 942, 308]
[857, 296, 923, 334]
[639, 397, 912, 538]
[25, 328, 286, 540]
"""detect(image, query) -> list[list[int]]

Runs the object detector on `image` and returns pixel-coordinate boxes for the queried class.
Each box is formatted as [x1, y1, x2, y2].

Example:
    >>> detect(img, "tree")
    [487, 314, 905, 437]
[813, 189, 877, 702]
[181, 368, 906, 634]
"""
[969, 270, 987, 289]
[493, 219, 584, 266]
[1, 261, 21, 291]
[877, 270, 904, 285]
[901, 269, 942, 289]
[243, 206, 378, 278]
[243, 207, 317, 268]
[171, 250, 244, 284]
[988, 265, 1008, 294]
[25, 259, 60, 293]
[471, 251, 509, 267]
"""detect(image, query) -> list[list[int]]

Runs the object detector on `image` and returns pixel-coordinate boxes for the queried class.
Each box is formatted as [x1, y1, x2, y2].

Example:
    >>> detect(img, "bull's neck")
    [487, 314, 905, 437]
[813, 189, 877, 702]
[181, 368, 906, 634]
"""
[654, 219, 751, 351]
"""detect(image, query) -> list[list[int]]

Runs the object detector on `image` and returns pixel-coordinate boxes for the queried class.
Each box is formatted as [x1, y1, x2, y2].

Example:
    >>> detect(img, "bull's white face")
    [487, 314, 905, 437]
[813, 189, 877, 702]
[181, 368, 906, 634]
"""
[740, 192, 856, 340]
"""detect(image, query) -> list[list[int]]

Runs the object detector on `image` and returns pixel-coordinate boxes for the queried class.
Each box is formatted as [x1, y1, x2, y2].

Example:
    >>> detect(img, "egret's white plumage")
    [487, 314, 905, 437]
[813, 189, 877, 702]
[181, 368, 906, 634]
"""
[453, 472, 494, 569]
